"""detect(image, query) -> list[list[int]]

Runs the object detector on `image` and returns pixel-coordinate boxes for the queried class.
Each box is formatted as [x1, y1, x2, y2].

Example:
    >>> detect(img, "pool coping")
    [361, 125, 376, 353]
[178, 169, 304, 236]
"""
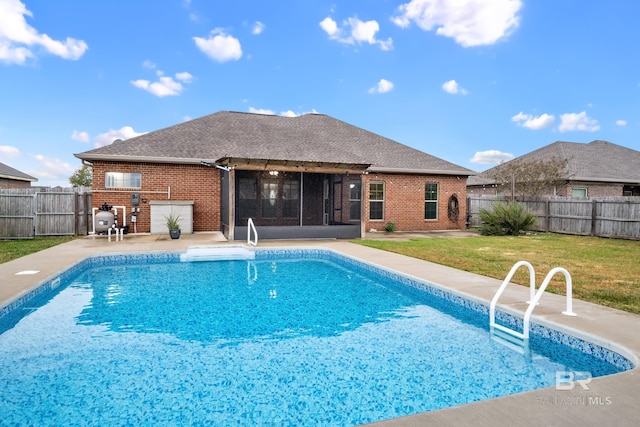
[1, 233, 640, 426]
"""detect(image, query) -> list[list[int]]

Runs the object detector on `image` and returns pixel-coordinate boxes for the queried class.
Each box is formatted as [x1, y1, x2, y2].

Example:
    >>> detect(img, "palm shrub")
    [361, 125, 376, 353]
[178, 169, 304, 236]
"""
[479, 201, 537, 236]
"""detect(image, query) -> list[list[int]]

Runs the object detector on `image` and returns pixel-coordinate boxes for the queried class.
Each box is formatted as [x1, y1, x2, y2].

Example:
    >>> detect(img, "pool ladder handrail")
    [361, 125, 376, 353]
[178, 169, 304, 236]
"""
[490, 261, 577, 341]
[247, 218, 258, 246]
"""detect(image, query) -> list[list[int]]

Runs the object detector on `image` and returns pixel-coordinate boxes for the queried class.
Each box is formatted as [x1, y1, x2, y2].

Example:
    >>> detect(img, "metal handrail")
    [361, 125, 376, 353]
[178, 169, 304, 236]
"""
[247, 218, 258, 246]
[490, 261, 576, 341]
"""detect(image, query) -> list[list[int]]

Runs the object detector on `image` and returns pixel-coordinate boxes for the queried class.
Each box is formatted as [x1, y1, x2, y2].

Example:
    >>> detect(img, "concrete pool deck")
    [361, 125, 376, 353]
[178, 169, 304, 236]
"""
[1, 232, 639, 426]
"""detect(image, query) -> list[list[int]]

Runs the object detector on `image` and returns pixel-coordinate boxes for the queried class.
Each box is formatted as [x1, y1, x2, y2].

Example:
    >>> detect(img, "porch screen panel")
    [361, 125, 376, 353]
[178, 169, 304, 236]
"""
[282, 179, 299, 218]
[349, 180, 361, 220]
[238, 178, 257, 219]
[262, 180, 278, 218]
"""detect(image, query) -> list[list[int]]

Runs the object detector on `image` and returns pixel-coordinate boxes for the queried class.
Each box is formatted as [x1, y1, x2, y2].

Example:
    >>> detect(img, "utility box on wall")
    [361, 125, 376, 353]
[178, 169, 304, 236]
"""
[149, 200, 194, 234]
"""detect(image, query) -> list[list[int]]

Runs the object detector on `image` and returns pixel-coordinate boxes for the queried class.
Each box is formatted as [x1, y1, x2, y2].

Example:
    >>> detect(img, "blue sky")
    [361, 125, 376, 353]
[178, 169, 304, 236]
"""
[1, 0, 639, 187]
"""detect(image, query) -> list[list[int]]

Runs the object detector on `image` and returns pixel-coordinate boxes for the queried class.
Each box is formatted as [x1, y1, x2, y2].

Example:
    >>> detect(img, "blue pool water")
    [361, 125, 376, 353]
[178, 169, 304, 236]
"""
[0, 249, 632, 426]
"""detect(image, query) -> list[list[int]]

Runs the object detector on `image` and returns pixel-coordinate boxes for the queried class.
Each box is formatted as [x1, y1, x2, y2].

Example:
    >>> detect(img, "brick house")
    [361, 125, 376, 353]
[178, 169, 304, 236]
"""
[75, 111, 474, 240]
[468, 140, 640, 198]
[0, 162, 37, 189]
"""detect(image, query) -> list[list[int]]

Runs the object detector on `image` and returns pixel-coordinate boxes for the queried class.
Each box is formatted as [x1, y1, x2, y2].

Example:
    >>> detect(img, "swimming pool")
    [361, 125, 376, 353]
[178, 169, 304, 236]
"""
[0, 248, 633, 426]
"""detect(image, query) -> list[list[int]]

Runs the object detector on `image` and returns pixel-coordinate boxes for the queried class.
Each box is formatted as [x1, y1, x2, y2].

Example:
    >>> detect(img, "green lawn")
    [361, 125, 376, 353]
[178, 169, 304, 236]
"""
[0, 236, 76, 264]
[355, 233, 640, 314]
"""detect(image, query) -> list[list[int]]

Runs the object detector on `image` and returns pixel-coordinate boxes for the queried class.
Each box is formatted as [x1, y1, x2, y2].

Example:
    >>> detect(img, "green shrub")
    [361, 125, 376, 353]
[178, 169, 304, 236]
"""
[384, 221, 396, 232]
[479, 201, 536, 236]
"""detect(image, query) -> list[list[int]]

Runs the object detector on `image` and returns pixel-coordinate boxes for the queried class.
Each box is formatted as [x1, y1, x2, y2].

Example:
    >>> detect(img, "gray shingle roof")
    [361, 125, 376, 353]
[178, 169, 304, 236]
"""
[468, 140, 640, 185]
[75, 111, 474, 175]
[0, 162, 37, 182]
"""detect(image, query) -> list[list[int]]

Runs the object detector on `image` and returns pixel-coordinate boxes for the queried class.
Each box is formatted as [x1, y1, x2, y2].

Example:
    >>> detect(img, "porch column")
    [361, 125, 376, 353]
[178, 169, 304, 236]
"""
[228, 168, 236, 240]
[359, 174, 366, 238]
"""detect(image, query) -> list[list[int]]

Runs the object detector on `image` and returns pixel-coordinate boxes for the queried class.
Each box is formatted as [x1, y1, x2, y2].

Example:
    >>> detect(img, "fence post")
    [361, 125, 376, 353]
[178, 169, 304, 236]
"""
[591, 199, 597, 237]
[545, 199, 550, 232]
[74, 191, 79, 235]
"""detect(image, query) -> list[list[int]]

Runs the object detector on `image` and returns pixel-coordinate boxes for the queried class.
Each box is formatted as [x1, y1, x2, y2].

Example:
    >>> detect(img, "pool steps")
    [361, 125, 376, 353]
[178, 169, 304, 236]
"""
[490, 261, 576, 343]
[179, 245, 255, 262]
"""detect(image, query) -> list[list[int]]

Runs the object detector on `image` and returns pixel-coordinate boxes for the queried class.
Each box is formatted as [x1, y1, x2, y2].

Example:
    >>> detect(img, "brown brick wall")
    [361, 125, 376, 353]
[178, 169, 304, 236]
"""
[0, 178, 32, 189]
[91, 162, 467, 233]
[362, 173, 468, 231]
[91, 161, 219, 233]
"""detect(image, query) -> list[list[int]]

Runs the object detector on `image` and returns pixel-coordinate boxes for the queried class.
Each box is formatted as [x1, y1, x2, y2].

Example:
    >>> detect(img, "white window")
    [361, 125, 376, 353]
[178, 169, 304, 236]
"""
[369, 181, 384, 220]
[571, 188, 587, 198]
[105, 172, 141, 188]
[424, 183, 438, 220]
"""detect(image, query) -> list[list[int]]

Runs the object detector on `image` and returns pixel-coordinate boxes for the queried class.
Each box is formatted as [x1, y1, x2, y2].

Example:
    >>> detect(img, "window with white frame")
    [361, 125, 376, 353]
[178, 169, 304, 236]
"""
[105, 172, 141, 188]
[572, 188, 587, 198]
[369, 181, 384, 220]
[424, 183, 438, 220]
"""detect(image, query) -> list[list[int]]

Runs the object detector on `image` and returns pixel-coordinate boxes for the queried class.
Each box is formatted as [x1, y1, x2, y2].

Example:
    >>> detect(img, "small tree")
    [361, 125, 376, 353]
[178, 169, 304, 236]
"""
[479, 201, 537, 236]
[70, 164, 92, 187]
[490, 157, 570, 199]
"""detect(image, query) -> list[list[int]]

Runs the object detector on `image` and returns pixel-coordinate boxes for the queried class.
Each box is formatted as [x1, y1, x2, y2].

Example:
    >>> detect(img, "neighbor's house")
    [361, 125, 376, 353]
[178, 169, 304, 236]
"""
[0, 162, 38, 189]
[75, 111, 474, 240]
[468, 140, 640, 198]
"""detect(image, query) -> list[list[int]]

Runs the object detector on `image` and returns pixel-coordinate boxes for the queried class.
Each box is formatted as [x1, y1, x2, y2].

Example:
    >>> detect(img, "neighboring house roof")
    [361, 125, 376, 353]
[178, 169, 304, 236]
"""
[468, 140, 640, 186]
[0, 162, 38, 182]
[75, 111, 474, 176]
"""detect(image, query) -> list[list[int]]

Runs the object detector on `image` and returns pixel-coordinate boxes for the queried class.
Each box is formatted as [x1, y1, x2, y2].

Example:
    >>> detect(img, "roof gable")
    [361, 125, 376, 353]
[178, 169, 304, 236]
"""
[75, 111, 474, 176]
[0, 162, 37, 182]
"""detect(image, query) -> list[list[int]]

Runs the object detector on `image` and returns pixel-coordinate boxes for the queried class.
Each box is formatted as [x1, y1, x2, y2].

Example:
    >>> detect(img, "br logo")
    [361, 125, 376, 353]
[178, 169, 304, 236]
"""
[555, 371, 592, 391]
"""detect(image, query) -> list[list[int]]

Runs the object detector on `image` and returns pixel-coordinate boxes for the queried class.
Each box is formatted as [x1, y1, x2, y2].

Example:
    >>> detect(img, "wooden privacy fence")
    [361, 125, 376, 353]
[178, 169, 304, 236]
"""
[0, 188, 92, 239]
[467, 195, 640, 240]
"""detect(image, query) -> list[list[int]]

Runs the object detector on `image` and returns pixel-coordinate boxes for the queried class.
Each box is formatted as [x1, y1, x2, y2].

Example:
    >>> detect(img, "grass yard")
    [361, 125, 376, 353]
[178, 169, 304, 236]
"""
[355, 232, 640, 314]
[0, 236, 76, 264]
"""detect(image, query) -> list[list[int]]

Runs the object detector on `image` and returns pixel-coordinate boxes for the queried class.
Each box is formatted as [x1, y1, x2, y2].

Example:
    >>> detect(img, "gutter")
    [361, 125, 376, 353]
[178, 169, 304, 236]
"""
[367, 166, 476, 176]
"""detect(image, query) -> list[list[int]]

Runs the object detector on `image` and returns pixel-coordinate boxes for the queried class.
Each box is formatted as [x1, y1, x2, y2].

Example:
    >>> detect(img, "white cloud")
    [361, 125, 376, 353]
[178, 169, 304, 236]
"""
[391, 0, 522, 47]
[93, 126, 145, 148]
[0, 145, 20, 158]
[470, 150, 514, 165]
[71, 130, 90, 143]
[616, 119, 627, 126]
[248, 107, 275, 115]
[249, 108, 319, 117]
[175, 71, 193, 83]
[194, 29, 242, 62]
[29, 154, 75, 180]
[319, 17, 339, 38]
[0, 0, 88, 64]
[368, 78, 394, 94]
[252, 21, 266, 35]
[280, 109, 319, 117]
[558, 111, 600, 132]
[142, 60, 156, 69]
[131, 71, 193, 97]
[320, 16, 393, 51]
[442, 79, 467, 95]
[511, 112, 555, 130]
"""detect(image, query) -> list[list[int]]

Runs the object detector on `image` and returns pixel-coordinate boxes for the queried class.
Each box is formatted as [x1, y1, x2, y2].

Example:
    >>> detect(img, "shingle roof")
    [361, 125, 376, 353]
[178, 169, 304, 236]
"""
[468, 140, 640, 185]
[75, 111, 474, 175]
[0, 162, 37, 182]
